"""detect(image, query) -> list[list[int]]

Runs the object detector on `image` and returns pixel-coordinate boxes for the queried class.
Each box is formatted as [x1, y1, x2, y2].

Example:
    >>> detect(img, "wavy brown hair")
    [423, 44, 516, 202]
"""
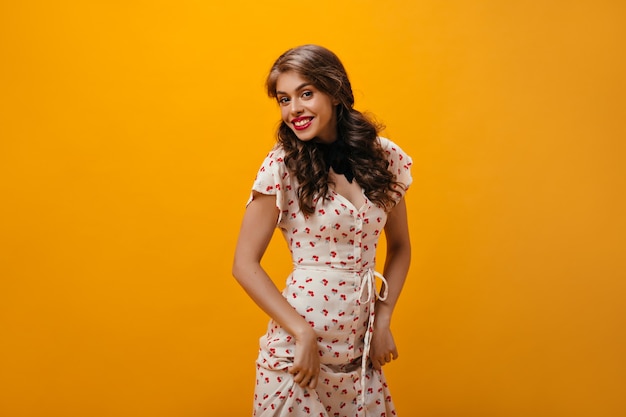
[266, 44, 405, 215]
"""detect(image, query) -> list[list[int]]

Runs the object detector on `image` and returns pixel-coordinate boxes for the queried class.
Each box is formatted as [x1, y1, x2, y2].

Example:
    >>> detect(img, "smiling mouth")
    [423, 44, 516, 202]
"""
[293, 117, 313, 129]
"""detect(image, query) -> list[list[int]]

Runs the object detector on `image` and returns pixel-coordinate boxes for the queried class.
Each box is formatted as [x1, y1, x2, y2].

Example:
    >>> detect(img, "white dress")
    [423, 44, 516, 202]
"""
[248, 137, 413, 417]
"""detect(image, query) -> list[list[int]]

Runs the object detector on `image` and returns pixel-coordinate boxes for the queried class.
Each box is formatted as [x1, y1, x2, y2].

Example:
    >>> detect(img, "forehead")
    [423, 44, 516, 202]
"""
[275, 71, 313, 94]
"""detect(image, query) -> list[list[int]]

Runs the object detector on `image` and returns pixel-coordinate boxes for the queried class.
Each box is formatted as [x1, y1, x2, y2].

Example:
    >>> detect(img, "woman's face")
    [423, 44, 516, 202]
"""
[275, 71, 339, 144]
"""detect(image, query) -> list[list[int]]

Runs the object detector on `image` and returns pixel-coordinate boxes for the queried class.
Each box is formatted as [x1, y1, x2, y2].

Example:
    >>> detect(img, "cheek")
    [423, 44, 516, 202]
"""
[319, 101, 333, 119]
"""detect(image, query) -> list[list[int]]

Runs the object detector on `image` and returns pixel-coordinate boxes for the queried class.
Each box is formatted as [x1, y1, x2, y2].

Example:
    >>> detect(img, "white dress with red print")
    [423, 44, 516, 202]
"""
[248, 137, 412, 417]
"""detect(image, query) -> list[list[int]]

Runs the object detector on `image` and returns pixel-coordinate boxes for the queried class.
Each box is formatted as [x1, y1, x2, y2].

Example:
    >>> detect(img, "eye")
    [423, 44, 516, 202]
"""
[278, 96, 290, 106]
[302, 91, 313, 99]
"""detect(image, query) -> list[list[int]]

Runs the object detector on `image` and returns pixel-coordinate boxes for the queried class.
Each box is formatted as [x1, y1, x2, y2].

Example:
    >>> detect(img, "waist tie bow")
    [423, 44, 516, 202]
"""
[359, 269, 388, 407]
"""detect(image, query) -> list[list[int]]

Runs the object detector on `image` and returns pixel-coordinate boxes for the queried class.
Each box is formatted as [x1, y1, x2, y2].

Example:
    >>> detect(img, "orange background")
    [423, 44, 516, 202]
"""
[1, 1, 625, 416]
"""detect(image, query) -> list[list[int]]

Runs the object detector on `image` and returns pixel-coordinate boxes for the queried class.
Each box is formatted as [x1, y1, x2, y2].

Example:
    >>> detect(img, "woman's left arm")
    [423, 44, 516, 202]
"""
[370, 197, 411, 370]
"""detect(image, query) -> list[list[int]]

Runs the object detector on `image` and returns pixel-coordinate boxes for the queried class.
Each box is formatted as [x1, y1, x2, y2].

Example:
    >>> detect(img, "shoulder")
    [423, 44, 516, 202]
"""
[377, 136, 413, 191]
[378, 136, 405, 154]
[248, 145, 291, 220]
[260, 144, 287, 165]
[255, 145, 288, 175]
[252, 145, 291, 191]
[377, 136, 412, 164]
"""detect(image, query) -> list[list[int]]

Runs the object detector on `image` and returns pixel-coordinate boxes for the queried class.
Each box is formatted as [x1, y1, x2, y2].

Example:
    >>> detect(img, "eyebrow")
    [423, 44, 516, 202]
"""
[276, 82, 312, 95]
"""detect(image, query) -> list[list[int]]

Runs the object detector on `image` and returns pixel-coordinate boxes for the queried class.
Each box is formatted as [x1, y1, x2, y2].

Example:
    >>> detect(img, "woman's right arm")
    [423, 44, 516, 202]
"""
[232, 191, 320, 389]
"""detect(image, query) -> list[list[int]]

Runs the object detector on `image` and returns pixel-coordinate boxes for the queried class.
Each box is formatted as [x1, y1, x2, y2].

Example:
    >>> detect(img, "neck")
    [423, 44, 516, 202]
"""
[317, 137, 354, 183]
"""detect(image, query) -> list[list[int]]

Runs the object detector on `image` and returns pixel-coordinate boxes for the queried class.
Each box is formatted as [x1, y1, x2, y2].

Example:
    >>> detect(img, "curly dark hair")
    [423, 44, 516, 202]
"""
[266, 44, 405, 215]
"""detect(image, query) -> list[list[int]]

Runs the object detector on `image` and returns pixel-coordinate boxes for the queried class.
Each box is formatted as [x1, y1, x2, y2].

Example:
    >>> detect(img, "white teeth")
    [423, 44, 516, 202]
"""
[294, 118, 312, 127]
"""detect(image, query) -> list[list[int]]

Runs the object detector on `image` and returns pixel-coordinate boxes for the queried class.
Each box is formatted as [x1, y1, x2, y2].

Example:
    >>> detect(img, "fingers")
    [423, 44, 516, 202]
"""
[293, 372, 317, 388]
[288, 366, 318, 389]
[371, 348, 399, 370]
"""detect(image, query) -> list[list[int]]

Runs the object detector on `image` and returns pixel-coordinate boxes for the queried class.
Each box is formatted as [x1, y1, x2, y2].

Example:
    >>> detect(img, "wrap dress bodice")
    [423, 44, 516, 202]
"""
[248, 137, 412, 417]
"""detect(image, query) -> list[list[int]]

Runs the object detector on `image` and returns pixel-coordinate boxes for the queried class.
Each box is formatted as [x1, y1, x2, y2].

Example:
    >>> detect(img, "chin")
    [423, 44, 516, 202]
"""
[292, 131, 316, 142]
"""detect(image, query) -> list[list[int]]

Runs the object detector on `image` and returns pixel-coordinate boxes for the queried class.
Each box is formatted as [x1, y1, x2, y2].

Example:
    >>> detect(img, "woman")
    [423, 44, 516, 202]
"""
[232, 44, 412, 416]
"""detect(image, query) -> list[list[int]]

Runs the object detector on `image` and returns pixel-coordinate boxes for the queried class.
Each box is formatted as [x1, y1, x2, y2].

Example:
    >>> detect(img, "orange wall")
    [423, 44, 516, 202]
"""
[1, 1, 625, 416]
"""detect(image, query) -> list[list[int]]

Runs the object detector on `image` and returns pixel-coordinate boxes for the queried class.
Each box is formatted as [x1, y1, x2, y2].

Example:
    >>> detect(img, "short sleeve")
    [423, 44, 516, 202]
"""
[379, 137, 413, 201]
[246, 147, 288, 224]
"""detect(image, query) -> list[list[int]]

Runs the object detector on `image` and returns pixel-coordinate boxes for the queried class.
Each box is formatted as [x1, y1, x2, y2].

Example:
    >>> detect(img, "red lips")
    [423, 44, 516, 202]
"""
[291, 116, 313, 130]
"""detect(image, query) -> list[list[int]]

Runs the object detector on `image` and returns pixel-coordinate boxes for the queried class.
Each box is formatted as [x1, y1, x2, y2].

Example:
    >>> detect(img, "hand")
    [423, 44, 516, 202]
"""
[369, 322, 399, 371]
[288, 328, 320, 389]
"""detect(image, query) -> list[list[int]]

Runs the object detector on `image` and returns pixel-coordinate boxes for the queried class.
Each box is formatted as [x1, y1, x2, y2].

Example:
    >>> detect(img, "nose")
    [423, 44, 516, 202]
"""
[290, 98, 303, 115]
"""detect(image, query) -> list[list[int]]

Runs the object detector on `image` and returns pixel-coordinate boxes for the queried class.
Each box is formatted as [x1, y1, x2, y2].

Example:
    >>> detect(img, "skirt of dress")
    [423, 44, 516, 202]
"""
[253, 267, 397, 417]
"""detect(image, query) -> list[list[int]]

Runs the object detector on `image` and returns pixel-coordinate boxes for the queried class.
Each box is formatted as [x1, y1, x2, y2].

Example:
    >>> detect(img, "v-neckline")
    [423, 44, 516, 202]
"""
[328, 168, 367, 212]
[331, 189, 368, 213]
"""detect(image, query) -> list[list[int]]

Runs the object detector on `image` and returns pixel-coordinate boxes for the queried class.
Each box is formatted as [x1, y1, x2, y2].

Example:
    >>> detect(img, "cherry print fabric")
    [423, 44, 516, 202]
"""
[247, 137, 413, 416]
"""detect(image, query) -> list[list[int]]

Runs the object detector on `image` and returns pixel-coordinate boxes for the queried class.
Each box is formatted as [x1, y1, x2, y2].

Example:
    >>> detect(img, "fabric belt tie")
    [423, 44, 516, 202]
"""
[358, 269, 388, 407]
